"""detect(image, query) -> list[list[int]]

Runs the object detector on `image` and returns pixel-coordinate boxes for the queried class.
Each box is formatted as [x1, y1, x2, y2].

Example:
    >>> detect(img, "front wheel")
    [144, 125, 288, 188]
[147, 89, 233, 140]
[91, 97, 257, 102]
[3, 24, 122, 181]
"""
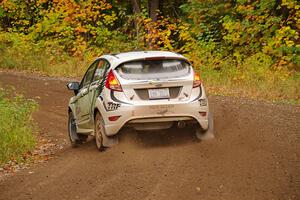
[68, 112, 88, 147]
[68, 112, 81, 147]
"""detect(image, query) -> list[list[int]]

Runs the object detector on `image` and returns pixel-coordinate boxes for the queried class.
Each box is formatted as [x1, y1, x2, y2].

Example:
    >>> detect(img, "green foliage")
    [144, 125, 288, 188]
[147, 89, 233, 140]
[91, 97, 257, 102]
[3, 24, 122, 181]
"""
[0, 87, 38, 166]
[0, 32, 90, 76]
[180, 0, 300, 103]
[0, 0, 299, 103]
[181, 0, 300, 65]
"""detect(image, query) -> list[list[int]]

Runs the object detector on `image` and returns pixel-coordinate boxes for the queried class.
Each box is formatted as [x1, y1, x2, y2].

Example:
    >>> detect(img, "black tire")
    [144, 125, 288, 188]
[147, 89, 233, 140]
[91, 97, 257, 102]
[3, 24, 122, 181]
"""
[94, 112, 106, 151]
[68, 112, 81, 147]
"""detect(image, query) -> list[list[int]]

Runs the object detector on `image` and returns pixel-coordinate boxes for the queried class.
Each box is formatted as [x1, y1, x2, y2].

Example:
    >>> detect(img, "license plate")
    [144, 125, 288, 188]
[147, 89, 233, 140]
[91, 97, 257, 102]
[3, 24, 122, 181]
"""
[148, 88, 170, 99]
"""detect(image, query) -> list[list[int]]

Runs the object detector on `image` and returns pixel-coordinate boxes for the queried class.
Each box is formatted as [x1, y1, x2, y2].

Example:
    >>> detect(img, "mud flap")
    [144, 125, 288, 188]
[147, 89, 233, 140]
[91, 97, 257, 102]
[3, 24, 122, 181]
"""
[196, 113, 215, 140]
[102, 133, 119, 147]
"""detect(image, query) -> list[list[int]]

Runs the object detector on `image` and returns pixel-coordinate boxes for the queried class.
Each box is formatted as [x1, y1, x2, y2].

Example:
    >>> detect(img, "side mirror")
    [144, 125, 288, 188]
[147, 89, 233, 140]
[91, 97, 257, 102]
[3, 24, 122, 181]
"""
[66, 82, 80, 94]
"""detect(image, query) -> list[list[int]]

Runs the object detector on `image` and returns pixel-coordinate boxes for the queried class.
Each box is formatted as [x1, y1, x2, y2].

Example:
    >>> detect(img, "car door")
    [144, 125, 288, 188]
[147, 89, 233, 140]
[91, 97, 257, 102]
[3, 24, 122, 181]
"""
[75, 60, 99, 129]
[88, 59, 110, 119]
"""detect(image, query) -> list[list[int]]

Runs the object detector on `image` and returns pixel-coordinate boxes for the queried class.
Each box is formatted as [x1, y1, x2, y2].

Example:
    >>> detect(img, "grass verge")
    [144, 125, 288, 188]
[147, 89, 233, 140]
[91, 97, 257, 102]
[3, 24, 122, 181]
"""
[0, 87, 38, 166]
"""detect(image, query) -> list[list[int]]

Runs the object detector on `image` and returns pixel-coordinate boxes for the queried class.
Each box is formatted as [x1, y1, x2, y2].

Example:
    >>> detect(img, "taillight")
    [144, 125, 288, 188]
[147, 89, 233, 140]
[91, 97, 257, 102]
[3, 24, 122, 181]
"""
[105, 70, 123, 92]
[193, 72, 201, 88]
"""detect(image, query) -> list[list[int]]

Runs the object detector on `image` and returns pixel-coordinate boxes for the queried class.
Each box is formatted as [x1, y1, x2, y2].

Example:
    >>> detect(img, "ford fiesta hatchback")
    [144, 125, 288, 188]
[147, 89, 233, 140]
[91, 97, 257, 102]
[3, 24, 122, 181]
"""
[67, 51, 214, 150]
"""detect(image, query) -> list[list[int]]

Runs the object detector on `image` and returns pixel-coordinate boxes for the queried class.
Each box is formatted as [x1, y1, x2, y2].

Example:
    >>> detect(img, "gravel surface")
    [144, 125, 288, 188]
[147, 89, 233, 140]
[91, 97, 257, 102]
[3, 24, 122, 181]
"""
[0, 71, 299, 200]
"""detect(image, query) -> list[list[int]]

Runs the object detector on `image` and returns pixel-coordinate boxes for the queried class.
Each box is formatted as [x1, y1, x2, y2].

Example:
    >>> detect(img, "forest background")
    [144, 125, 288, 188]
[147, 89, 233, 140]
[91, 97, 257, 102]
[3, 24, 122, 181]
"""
[0, 0, 299, 103]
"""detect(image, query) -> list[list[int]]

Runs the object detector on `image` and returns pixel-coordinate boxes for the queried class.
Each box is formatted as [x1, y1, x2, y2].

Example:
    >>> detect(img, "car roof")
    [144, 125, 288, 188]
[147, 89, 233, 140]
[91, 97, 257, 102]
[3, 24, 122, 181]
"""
[99, 51, 189, 69]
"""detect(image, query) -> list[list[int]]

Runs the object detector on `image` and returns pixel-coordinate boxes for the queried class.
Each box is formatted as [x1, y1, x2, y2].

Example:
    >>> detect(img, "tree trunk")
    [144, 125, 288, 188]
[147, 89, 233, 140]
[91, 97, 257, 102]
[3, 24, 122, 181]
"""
[148, 0, 159, 21]
[130, 0, 141, 14]
[129, 0, 142, 49]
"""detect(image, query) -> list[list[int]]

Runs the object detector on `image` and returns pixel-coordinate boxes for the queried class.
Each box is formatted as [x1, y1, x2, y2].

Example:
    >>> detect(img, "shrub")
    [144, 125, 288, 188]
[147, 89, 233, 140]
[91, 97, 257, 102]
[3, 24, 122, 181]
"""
[0, 87, 38, 166]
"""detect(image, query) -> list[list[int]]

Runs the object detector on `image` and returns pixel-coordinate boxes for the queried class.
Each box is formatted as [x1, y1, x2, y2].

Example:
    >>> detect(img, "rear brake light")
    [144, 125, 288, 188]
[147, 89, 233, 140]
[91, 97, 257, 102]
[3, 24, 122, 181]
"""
[105, 70, 123, 92]
[193, 72, 201, 88]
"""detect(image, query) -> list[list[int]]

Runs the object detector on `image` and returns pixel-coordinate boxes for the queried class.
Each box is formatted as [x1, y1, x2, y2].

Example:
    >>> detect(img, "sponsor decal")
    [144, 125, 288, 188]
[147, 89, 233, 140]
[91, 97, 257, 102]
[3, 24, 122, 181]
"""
[104, 101, 121, 111]
[199, 98, 207, 106]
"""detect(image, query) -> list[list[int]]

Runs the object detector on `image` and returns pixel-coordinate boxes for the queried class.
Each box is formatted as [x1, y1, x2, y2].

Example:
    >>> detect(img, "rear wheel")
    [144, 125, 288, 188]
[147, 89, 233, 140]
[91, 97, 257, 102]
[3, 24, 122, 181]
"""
[195, 113, 215, 140]
[94, 112, 106, 151]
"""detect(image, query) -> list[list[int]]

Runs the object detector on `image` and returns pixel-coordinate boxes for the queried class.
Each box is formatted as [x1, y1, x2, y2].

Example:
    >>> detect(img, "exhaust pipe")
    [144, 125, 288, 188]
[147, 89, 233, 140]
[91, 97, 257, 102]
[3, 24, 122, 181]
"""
[177, 121, 186, 128]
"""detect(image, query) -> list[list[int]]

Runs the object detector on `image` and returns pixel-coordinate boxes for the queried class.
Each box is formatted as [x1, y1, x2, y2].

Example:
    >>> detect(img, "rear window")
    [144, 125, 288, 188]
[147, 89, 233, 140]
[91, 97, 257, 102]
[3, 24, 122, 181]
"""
[116, 59, 191, 80]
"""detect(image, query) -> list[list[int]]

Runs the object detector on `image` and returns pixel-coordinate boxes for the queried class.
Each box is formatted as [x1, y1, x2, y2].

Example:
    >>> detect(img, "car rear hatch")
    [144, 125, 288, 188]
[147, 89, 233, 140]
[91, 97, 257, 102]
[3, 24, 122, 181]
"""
[114, 58, 194, 104]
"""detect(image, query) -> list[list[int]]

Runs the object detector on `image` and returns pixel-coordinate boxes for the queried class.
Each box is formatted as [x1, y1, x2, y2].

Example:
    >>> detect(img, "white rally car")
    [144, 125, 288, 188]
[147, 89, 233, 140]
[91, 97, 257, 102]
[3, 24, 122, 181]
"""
[67, 51, 214, 151]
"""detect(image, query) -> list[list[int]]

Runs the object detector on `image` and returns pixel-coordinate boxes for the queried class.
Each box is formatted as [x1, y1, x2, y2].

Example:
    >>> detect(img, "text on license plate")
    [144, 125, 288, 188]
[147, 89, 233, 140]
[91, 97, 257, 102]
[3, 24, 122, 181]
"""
[148, 88, 170, 99]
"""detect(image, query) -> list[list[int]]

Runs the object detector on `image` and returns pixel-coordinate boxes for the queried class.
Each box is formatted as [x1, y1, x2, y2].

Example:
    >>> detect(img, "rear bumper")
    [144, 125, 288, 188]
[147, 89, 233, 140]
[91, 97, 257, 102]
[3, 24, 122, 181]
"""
[102, 100, 209, 136]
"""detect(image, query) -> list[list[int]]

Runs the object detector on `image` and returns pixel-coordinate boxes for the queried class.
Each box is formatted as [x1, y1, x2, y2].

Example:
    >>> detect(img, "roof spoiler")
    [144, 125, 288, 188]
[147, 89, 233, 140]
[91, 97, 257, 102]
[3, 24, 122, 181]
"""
[143, 56, 191, 64]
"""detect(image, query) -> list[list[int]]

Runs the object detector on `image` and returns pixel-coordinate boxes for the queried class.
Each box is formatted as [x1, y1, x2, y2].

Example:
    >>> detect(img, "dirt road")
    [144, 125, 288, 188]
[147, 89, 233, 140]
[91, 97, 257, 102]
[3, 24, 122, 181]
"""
[0, 71, 299, 200]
